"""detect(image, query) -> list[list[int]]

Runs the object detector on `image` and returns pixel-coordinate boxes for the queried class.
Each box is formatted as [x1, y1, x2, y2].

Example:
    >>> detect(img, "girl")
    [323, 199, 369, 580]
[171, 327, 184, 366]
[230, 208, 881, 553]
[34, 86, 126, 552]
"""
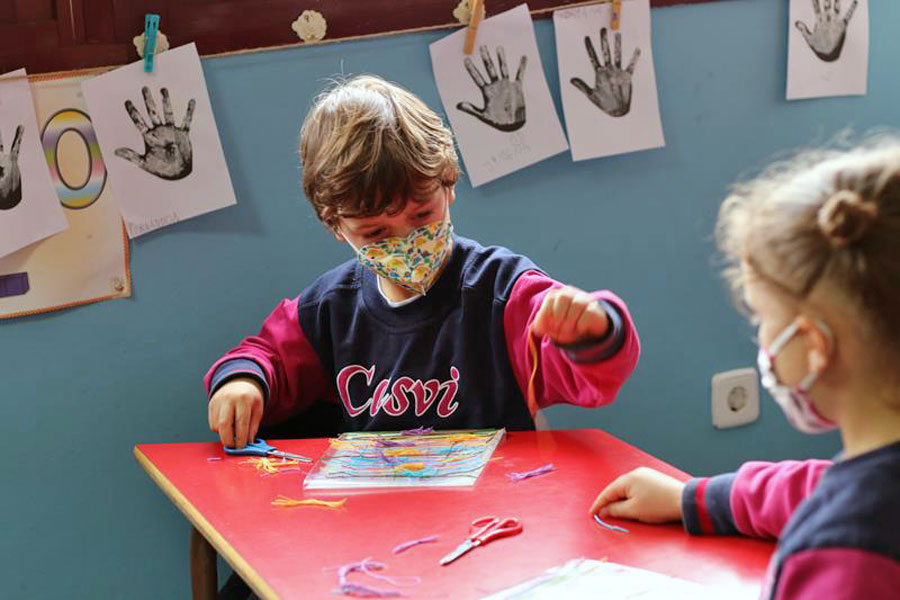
[590, 138, 900, 599]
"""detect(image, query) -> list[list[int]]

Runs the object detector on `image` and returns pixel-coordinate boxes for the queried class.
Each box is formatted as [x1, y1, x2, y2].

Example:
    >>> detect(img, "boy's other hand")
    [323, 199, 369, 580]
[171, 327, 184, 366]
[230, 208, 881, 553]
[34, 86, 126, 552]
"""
[532, 286, 609, 345]
[589, 467, 685, 524]
[208, 378, 264, 448]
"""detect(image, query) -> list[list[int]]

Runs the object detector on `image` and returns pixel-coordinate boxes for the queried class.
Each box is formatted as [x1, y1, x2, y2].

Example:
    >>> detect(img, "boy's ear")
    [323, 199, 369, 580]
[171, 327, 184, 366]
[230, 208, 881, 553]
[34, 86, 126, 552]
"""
[797, 315, 832, 375]
[447, 185, 456, 206]
[331, 224, 346, 242]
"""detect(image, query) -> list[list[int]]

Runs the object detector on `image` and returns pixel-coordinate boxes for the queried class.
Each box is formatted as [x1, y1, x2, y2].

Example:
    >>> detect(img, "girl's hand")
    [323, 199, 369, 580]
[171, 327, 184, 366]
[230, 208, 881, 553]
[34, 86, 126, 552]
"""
[532, 286, 608, 345]
[590, 467, 686, 524]
[208, 378, 264, 448]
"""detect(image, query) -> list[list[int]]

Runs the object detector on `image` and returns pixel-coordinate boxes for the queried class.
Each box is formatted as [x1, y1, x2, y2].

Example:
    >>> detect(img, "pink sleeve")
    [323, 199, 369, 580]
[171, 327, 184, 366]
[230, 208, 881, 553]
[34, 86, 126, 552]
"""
[503, 270, 640, 410]
[203, 297, 333, 426]
[730, 460, 832, 539]
[773, 548, 900, 600]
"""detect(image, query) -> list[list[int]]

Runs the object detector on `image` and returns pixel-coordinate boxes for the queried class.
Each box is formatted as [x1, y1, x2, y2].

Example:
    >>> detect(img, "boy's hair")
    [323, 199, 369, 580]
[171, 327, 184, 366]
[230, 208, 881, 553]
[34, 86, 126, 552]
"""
[299, 75, 460, 228]
[716, 135, 900, 356]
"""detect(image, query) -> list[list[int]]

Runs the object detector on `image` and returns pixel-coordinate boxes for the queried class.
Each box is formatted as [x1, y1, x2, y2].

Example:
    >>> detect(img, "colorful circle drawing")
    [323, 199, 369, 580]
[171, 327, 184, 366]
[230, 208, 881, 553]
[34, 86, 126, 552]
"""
[41, 108, 106, 210]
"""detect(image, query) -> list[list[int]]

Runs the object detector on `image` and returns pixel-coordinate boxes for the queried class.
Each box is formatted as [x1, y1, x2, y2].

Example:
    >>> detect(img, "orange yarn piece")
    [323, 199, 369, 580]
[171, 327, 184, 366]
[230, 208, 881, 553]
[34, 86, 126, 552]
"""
[527, 326, 550, 430]
[240, 457, 301, 474]
[394, 463, 426, 472]
[384, 448, 423, 456]
[271, 495, 347, 509]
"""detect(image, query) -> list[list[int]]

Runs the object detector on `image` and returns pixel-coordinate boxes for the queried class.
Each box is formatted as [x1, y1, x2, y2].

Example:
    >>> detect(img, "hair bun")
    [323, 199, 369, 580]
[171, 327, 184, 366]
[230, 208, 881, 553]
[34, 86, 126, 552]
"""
[817, 190, 879, 247]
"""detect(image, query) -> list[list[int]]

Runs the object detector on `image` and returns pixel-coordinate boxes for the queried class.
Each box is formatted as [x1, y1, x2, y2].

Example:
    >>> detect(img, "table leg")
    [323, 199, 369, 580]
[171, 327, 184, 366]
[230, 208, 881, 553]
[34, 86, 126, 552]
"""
[190, 526, 218, 600]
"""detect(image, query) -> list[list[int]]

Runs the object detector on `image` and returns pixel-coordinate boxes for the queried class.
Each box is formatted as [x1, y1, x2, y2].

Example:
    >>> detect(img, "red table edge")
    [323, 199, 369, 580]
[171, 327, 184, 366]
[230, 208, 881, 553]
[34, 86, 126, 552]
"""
[133, 446, 278, 599]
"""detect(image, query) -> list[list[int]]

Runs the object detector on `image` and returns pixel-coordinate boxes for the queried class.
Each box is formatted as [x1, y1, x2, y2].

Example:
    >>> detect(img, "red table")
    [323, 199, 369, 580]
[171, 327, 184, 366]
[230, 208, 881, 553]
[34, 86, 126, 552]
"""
[134, 429, 774, 599]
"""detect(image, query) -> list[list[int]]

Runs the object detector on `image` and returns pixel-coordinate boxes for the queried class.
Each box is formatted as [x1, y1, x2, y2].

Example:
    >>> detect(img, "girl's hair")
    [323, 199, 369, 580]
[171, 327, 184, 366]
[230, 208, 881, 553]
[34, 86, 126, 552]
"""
[299, 75, 460, 229]
[717, 135, 900, 356]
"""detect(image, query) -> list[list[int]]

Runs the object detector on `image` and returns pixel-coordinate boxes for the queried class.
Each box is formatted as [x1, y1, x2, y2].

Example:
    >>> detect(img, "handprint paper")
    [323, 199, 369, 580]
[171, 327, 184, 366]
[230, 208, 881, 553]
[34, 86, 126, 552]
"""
[0, 69, 68, 259]
[430, 4, 568, 187]
[787, 0, 868, 100]
[0, 74, 130, 320]
[82, 43, 236, 238]
[555, 0, 664, 162]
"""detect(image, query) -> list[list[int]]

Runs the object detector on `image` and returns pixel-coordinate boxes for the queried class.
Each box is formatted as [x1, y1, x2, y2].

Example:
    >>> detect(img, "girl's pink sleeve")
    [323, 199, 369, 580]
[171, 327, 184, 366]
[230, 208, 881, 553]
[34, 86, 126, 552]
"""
[682, 459, 832, 539]
[773, 548, 900, 600]
[202, 297, 333, 426]
[503, 270, 641, 410]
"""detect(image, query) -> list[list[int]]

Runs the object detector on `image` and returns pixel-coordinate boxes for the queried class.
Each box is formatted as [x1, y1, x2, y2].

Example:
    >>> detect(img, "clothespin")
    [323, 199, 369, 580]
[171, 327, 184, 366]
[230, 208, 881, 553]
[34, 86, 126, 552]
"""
[143, 14, 161, 73]
[464, 0, 486, 55]
[611, 0, 623, 31]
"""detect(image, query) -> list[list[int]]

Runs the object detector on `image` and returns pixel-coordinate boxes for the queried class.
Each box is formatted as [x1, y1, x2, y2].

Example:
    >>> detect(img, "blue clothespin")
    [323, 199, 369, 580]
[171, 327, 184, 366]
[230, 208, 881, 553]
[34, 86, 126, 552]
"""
[143, 14, 161, 73]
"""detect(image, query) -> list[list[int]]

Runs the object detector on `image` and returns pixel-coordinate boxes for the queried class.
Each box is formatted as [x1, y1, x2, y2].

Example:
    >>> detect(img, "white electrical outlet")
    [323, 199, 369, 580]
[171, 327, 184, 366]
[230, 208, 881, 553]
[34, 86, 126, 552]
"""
[711, 367, 760, 429]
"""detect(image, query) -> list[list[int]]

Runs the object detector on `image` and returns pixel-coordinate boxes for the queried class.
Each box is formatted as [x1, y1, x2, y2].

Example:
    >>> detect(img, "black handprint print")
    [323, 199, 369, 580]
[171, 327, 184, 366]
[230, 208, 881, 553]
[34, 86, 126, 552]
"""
[115, 87, 196, 181]
[572, 28, 640, 118]
[796, 0, 858, 62]
[0, 125, 24, 211]
[457, 45, 527, 132]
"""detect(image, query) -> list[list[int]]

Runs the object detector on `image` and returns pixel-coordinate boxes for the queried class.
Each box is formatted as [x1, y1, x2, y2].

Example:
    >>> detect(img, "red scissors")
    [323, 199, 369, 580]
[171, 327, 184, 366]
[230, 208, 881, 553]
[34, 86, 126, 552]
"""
[439, 516, 523, 566]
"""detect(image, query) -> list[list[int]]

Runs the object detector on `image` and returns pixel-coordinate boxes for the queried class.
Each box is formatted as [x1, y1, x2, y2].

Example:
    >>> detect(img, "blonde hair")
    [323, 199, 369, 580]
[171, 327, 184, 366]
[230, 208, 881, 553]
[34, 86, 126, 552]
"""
[299, 75, 460, 228]
[717, 135, 900, 355]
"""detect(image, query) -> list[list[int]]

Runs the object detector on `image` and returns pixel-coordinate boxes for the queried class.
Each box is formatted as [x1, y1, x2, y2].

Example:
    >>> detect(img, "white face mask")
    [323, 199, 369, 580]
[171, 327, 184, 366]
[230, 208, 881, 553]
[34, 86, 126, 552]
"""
[757, 319, 836, 434]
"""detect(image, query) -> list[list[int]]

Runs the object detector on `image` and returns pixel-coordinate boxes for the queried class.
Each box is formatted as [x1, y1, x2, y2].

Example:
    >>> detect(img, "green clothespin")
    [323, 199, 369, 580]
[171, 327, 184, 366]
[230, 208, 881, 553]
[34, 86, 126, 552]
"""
[143, 14, 161, 73]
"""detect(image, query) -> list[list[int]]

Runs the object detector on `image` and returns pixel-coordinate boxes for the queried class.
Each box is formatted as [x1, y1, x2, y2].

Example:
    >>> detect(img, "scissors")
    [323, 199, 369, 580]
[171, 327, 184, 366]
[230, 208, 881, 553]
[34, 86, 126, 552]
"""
[222, 438, 311, 463]
[439, 516, 523, 566]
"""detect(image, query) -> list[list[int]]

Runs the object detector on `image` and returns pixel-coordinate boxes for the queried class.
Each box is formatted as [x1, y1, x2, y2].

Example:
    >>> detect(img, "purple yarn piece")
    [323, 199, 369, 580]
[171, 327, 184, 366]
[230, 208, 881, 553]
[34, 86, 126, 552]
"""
[337, 582, 402, 598]
[593, 513, 630, 534]
[335, 557, 418, 598]
[376, 439, 415, 447]
[391, 535, 439, 555]
[359, 559, 421, 586]
[400, 426, 434, 436]
[377, 449, 398, 465]
[506, 463, 556, 482]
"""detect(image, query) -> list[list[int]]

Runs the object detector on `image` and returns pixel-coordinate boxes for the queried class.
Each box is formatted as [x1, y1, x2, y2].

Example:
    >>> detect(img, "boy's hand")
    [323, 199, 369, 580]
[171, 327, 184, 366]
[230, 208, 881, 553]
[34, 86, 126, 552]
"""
[589, 467, 685, 524]
[532, 286, 609, 345]
[208, 378, 264, 448]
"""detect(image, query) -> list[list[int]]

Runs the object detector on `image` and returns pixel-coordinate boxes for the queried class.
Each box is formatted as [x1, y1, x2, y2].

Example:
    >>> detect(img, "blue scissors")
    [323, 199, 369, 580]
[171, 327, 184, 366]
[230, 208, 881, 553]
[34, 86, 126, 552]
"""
[223, 438, 311, 463]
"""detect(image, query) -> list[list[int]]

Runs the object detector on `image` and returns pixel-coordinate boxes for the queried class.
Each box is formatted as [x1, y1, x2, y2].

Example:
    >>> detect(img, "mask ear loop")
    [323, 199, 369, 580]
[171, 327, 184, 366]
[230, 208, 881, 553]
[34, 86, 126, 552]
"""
[797, 318, 834, 392]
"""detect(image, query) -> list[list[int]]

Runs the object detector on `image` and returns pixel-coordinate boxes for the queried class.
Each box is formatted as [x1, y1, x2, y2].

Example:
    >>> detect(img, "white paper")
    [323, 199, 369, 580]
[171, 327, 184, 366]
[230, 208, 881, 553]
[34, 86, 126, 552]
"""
[0, 74, 130, 319]
[430, 4, 568, 187]
[0, 69, 68, 258]
[483, 559, 724, 600]
[787, 0, 868, 100]
[555, 0, 664, 161]
[81, 43, 236, 238]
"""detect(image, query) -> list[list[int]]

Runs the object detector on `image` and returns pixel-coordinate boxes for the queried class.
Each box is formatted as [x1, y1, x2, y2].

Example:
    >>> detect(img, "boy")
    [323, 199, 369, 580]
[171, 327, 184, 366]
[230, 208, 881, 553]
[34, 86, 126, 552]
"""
[205, 75, 640, 447]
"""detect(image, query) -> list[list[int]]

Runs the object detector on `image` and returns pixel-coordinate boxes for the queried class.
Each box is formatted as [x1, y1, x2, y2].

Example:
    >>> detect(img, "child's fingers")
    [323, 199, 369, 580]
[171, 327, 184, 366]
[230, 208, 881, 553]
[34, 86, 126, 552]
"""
[576, 301, 609, 339]
[602, 498, 636, 519]
[541, 289, 572, 340]
[558, 293, 593, 341]
[208, 397, 218, 432]
[218, 403, 236, 448]
[249, 401, 263, 443]
[530, 291, 557, 337]
[589, 474, 630, 515]
[234, 401, 251, 449]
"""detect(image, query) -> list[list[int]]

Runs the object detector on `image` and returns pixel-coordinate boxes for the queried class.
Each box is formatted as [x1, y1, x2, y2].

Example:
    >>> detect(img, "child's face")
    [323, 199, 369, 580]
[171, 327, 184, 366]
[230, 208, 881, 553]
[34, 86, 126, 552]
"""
[336, 185, 453, 248]
[743, 267, 811, 389]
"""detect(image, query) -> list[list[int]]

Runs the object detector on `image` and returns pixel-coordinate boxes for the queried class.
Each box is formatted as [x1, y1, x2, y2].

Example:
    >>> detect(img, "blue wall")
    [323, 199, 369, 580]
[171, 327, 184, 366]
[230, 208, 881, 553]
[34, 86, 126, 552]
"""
[3, 0, 897, 596]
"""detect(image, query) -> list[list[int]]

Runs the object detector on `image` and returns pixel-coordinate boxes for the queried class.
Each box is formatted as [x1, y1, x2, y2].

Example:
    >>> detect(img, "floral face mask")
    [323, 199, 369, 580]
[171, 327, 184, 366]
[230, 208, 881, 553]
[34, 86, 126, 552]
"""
[344, 206, 454, 296]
